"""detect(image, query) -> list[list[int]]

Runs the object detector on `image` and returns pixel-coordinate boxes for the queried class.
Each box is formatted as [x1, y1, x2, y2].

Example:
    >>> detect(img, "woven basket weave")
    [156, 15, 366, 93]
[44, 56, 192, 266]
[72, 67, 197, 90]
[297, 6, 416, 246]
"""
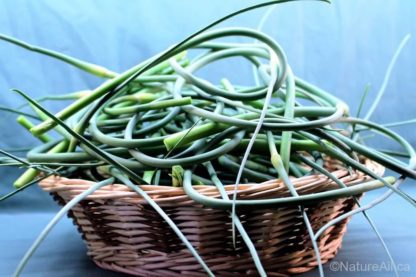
[38, 159, 383, 276]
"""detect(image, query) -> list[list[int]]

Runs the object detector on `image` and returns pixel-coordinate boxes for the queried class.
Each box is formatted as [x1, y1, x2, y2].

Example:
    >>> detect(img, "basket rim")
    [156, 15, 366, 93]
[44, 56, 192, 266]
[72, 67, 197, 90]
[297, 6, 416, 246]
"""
[38, 158, 385, 208]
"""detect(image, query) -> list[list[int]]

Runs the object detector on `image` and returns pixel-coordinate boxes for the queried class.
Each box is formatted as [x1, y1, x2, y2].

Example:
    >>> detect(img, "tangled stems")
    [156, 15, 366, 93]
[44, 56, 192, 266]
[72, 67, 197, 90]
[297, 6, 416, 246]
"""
[14, 89, 150, 185]
[3, 1, 416, 275]
[297, 131, 416, 207]
[29, 51, 187, 136]
[13, 27, 415, 203]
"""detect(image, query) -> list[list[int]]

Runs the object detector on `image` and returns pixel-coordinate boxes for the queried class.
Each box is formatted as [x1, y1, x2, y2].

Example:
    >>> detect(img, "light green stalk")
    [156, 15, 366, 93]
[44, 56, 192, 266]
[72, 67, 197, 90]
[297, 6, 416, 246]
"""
[30, 51, 186, 136]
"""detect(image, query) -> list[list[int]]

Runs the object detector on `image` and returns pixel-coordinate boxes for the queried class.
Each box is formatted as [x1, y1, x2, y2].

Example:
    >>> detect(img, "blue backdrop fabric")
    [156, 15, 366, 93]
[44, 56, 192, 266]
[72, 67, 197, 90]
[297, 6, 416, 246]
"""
[0, 0, 415, 276]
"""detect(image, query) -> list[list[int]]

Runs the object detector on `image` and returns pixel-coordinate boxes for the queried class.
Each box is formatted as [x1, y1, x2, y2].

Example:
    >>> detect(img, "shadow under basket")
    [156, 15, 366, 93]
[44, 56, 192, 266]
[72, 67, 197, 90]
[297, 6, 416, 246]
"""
[38, 159, 384, 277]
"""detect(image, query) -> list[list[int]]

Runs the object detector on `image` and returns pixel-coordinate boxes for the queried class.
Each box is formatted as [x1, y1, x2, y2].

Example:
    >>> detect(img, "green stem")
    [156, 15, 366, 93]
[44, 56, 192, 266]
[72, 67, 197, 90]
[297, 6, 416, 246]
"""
[30, 51, 186, 136]
[13, 140, 69, 188]
[0, 34, 117, 78]
[17, 116, 51, 143]
[280, 66, 296, 172]
[104, 97, 192, 116]
[163, 106, 336, 150]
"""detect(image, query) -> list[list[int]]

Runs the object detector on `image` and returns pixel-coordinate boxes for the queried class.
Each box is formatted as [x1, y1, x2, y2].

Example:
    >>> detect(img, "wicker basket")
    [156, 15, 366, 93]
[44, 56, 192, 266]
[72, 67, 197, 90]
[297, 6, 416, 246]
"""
[38, 159, 384, 276]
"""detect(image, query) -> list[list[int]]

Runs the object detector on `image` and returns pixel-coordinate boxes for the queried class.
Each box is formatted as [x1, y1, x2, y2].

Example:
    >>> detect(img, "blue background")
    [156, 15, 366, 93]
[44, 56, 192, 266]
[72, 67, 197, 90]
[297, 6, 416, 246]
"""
[0, 0, 415, 276]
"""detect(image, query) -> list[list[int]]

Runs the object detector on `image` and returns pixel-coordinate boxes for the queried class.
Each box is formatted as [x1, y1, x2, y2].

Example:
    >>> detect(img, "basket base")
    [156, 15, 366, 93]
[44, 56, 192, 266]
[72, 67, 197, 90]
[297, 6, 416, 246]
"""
[57, 194, 357, 276]
[39, 170, 371, 276]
